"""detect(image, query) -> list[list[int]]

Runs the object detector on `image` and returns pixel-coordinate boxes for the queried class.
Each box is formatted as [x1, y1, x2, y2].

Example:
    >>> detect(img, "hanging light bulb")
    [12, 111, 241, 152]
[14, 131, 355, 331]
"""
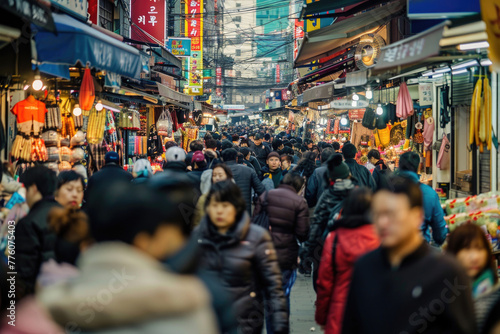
[376, 104, 383, 115]
[366, 88, 373, 100]
[95, 100, 103, 111]
[352, 100, 358, 107]
[352, 93, 359, 101]
[340, 117, 348, 126]
[73, 104, 82, 116]
[32, 75, 43, 91]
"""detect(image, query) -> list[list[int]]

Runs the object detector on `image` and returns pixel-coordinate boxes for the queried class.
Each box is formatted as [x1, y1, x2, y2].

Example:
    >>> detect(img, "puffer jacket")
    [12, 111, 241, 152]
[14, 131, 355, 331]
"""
[305, 165, 328, 207]
[15, 198, 61, 296]
[38, 242, 218, 334]
[254, 185, 309, 271]
[300, 179, 355, 271]
[225, 161, 265, 215]
[194, 213, 289, 334]
[315, 217, 379, 334]
[344, 158, 376, 190]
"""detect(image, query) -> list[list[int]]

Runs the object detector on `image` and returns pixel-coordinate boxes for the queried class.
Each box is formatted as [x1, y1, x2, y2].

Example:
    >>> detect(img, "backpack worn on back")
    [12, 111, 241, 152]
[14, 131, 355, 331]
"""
[252, 191, 270, 230]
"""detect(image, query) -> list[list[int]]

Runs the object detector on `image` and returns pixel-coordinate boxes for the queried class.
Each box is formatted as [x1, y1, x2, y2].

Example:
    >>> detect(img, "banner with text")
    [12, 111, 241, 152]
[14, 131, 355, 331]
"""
[167, 37, 191, 57]
[131, 0, 165, 44]
[185, 0, 203, 96]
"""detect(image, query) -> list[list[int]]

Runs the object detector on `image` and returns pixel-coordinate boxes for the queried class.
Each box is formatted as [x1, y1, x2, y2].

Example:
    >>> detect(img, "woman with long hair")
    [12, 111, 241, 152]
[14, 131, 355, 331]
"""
[195, 180, 288, 334]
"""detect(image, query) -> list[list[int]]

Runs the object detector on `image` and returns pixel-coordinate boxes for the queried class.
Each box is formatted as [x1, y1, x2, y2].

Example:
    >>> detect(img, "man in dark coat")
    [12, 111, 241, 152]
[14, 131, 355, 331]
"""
[341, 143, 376, 190]
[252, 133, 271, 167]
[305, 148, 334, 207]
[85, 151, 133, 201]
[15, 166, 60, 297]
[260, 152, 283, 190]
[222, 148, 265, 215]
[240, 147, 261, 176]
[163, 147, 188, 173]
[342, 175, 476, 334]
[367, 149, 389, 190]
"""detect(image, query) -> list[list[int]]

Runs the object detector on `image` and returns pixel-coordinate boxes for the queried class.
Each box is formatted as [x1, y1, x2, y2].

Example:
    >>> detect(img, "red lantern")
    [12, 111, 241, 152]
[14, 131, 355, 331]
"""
[79, 68, 95, 111]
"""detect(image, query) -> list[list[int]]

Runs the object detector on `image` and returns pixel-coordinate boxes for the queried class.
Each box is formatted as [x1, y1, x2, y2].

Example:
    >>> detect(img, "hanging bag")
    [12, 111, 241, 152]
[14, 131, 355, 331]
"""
[251, 191, 270, 230]
[157, 109, 173, 136]
[362, 107, 377, 130]
[437, 133, 451, 170]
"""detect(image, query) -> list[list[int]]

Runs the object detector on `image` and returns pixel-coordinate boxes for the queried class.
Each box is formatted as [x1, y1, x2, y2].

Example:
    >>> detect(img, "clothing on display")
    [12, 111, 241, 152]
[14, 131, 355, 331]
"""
[192, 110, 203, 126]
[351, 122, 373, 148]
[11, 95, 47, 135]
[396, 82, 414, 119]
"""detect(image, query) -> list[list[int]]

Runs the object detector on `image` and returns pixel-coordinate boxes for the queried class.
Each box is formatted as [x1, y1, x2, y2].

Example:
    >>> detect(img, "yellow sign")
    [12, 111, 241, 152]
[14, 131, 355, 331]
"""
[481, 0, 500, 71]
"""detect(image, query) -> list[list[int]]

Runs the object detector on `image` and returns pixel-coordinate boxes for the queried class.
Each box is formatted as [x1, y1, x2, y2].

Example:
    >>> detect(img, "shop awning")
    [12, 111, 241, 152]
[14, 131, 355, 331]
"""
[0, 0, 55, 32]
[0, 24, 21, 46]
[33, 13, 142, 80]
[301, 0, 363, 18]
[157, 82, 193, 104]
[295, 1, 404, 66]
[303, 81, 335, 103]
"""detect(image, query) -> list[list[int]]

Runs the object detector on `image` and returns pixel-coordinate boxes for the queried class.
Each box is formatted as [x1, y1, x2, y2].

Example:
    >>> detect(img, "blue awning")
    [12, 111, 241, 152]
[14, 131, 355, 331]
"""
[32, 13, 142, 79]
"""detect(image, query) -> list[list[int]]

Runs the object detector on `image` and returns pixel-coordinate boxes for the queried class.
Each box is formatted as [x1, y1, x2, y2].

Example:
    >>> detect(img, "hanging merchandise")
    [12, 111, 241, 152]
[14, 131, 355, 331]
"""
[80, 68, 96, 111]
[147, 125, 163, 157]
[11, 95, 47, 135]
[396, 82, 414, 119]
[192, 109, 203, 126]
[374, 127, 391, 148]
[105, 110, 118, 148]
[389, 122, 404, 146]
[423, 116, 435, 152]
[45, 104, 62, 130]
[361, 107, 377, 130]
[477, 77, 492, 152]
[157, 109, 173, 136]
[437, 133, 451, 170]
[11, 136, 48, 162]
[61, 114, 76, 139]
[119, 109, 141, 130]
[414, 121, 424, 144]
[440, 85, 450, 129]
[87, 109, 107, 144]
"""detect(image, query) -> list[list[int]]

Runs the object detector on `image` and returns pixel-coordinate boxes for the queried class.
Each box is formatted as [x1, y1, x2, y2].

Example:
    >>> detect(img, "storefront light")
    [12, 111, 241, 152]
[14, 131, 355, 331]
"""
[73, 104, 82, 116]
[458, 41, 489, 51]
[95, 100, 103, 111]
[480, 59, 492, 67]
[340, 117, 348, 126]
[352, 93, 359, 101]
[432, 73, 444, 78]
[366, 88, 373, 100]
[376, 104, 383, 115]
[452, 69, 468, 75]
[422, 67, 450, 77]
[32, 75, 43, 91]
[451, 60, 479, 70]
[352, 100, 358, 107]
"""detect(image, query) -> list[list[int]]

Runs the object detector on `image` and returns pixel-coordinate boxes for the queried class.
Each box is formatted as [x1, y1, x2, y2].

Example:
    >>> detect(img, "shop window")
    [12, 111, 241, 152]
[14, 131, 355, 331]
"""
[99, 0, 114, 32]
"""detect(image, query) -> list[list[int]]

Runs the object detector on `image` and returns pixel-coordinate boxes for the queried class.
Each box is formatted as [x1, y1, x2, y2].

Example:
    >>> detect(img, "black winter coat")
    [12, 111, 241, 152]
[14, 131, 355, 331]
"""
[85, 164, 133, 200]
[372, 159, 389, 190]
[15, 198, 61, 295]
[344, 158, 376, 190]
[195, 213, 289, 334]
[163, 161, 187, 173]
[305, 165, 328, 207]
[225, 161, 265, 215]
[254, 185, 309, 271]
[252, 144, 271, 167]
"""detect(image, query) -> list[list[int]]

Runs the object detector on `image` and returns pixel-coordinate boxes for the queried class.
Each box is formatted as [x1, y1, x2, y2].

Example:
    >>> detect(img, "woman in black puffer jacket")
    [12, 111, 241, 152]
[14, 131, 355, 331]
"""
[194, 180, 288, 334]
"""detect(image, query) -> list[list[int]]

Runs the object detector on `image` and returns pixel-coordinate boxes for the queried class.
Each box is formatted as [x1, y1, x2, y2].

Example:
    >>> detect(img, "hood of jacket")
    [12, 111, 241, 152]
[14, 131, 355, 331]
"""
[38, 242, 210, 330]
[197, 212, 251, 247]
[335, 224, 379, 271]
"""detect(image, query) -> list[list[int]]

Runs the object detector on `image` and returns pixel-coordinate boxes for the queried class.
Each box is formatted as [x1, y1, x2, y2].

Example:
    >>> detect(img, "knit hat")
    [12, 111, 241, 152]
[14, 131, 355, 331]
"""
[191, 151, 205, 163]
[221, 139, 233, 150]
[105, 151, 120, 164]
[327, 153, 350, 180]
[399, 151, 420, 173]
[165, 147, 186, 162]
[341, 143, 357, 159]
[267, 152, 280, 160]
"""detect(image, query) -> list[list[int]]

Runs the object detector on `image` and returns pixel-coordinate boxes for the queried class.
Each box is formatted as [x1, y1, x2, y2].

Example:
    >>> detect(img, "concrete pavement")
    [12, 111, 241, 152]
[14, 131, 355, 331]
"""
[289, 273, 324, 333]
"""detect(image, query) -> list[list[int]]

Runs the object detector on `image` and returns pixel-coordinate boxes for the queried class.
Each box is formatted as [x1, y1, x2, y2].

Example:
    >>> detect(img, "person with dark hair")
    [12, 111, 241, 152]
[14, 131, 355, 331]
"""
[231, 134, 240, 147]
[37, 183, 219, 333]
[221, 148, 265, 215]
[195, 180, 289, 334]
[341, 143, 376, 190]
[332, 142, 341, 153]
[306, 148, 334, 208]
[304, 139, 313, 150]
[221, 139, 235, 151]
[398, 151, 447, 246]
[315, 188, 379, 334]
[188, 151, 208, 191]
[254, 172, 309, 327]
[261, 152, 283, 190]
[280, 155, 294, 176]
[292, 151, 317, 189]
[164, 140, 178, 151]
[272, 139, 284, 152]
[85, 151, 133, 201]
[15, 166, 60, 297]
[252, 133, 271, 167]
[204, 139, 221, 169]
[55, 171, 85, 208]
[300, 154, 355, 291]
[341, 175, 476, 334]
[240, 138, 249, 147]
[446, 224, 498, 298]
[367, 149, 388, 189]
[240, 147, 261, 176]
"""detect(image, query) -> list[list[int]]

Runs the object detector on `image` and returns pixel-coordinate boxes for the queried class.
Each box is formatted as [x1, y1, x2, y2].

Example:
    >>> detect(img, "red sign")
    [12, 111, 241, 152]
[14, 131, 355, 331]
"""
[276, 64, 280, 84]
[216, 67, 222, 86]
[88, 0, 98, 24]
[187, 0, 202, 51]
[131, 0, 166, 44]
[294, 19, 304, 60]
[348, 109, 366, 120]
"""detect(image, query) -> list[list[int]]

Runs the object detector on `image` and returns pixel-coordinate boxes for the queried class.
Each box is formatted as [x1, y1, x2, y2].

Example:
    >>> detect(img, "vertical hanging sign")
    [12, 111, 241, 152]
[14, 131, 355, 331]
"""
[294, 19, 304, 60]
[185, 0, 204, 96]
[131, 0, 166, 44]
[216, 67, 222, 96]
[276, 64, 281, 84]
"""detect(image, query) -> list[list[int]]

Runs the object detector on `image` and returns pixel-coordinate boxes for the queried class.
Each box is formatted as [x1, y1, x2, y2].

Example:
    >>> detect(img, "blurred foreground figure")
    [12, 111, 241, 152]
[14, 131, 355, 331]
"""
[194, 180, 289, 334]
[341, 175, 476, 334]
[38, 183, 219, 334]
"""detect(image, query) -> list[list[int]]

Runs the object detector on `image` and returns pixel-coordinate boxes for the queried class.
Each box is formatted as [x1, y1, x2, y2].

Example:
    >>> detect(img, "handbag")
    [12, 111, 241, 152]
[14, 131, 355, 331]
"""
[251, 191, 270, 230]
[437, 133, 451, 170]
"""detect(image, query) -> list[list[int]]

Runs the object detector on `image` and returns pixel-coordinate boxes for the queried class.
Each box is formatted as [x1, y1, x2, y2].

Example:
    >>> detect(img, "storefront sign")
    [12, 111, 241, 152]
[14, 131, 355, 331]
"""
[185, 0, 203, 96]
[166, 38, 191, 57]
[419, 82, 434, 106]
[345, 70, 368, 87]
[348, 109, 366, 120]
[331, 99, 369, 109]
[216, 67, 222, 86]
[408, 0, 480, 19]
[303, 82, 334, 103]
[375, 22, 447, 70]
[276, 64, 281, 84]
[222, 105, 245, 110]
[131, 0, 166, 44]
[0, 0, 55, 32]
[294, 19, 304, 60]
[51, 0, 88, 21]
[481, 0, 500, 72]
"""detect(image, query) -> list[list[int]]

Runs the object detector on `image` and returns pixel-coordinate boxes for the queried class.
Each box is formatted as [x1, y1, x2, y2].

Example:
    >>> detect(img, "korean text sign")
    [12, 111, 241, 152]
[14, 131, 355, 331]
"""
[185, 0, 203, 95]
[131, 0, 165, 44]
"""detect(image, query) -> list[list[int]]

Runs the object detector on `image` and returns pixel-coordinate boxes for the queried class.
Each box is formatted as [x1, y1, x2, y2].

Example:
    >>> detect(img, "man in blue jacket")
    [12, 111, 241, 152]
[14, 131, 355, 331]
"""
[305, 148, 334, 207]
[398, 151, 448, 246]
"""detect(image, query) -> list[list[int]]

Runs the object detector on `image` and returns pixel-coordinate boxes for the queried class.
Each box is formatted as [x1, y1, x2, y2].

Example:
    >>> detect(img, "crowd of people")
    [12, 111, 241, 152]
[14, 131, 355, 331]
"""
[0, 124, 499, 334]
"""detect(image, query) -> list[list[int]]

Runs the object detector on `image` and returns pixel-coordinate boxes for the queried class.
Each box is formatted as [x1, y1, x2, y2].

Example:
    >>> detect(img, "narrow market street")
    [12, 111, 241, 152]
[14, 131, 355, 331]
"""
[289, 274, 323, 334]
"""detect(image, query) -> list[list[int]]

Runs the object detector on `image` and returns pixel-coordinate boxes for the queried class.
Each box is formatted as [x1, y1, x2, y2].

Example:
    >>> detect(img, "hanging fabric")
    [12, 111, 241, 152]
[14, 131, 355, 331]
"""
[396, 82, 414, 119]
[437, 133, 451, 170]
[80, 68, 96, 111]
